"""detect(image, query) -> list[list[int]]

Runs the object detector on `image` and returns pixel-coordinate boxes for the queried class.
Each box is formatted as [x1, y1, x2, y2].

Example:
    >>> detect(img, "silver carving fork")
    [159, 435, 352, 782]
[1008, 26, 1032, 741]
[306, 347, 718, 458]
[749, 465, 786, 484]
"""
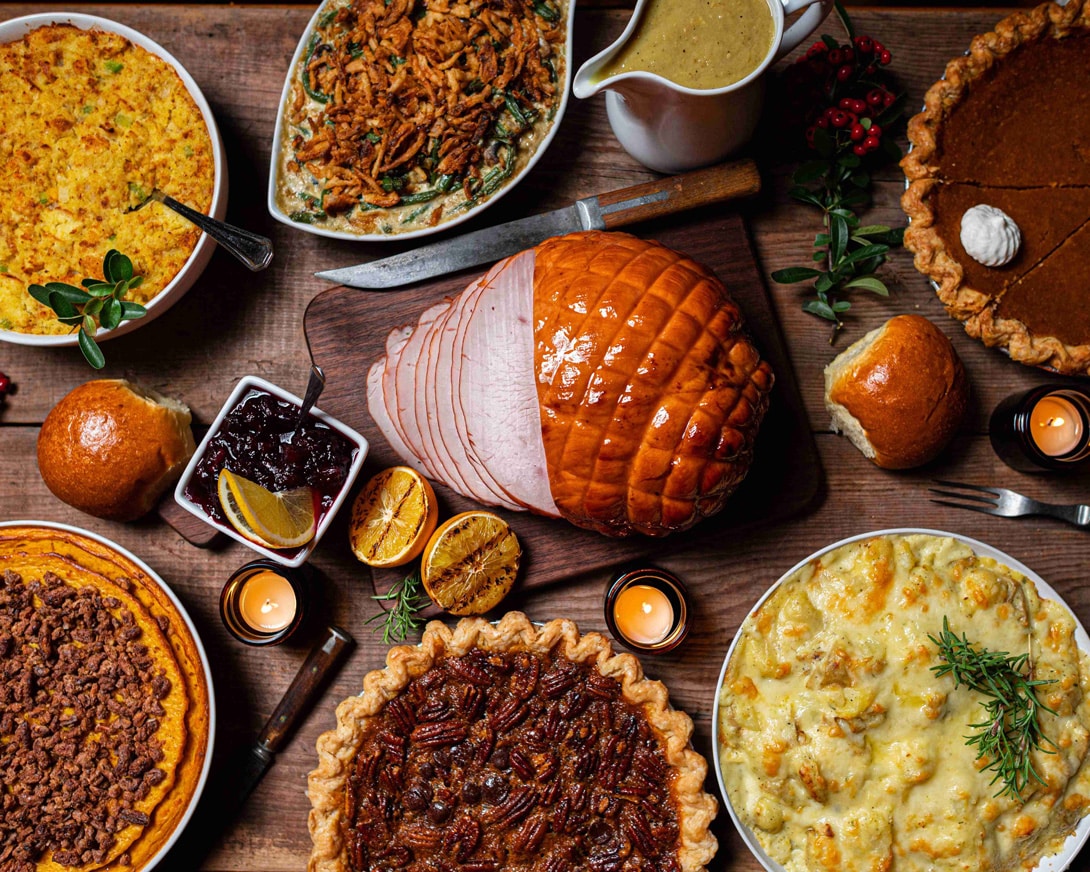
[930, 480, 1090, 528]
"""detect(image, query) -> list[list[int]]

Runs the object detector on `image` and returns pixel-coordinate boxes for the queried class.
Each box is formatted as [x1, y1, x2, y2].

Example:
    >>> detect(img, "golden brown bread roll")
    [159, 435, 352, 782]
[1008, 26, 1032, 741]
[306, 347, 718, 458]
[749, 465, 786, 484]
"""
[534, 231, 774, 535]
[824, 314, 969, 469]
[37, 379, 196, 520]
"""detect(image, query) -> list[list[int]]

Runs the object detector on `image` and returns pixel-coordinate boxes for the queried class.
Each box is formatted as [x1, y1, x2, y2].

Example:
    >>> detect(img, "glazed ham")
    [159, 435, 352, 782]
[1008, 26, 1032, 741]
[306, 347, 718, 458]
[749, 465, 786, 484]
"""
[366, 231, 774, 536]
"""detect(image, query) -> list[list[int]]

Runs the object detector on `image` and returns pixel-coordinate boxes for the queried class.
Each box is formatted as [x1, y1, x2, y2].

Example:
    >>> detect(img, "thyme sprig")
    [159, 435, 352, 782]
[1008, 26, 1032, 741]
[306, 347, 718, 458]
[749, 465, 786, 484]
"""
[365, 571, 428, 644]
[28, 249, 147, 369]
[929, 617, 1057, 799]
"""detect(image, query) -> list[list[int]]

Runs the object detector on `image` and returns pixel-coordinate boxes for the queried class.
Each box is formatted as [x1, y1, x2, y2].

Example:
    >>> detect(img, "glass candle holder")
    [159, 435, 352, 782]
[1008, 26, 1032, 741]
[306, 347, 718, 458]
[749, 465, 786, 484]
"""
[989, 386, 1090, 472]
[604, 568, 689, 653]
[221, 560, 309, 646]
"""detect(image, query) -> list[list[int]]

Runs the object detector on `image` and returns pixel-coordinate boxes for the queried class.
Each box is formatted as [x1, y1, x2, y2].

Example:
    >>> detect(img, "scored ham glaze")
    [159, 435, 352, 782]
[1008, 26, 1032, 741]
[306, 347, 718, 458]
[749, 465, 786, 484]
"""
[366, 231, 774, 536]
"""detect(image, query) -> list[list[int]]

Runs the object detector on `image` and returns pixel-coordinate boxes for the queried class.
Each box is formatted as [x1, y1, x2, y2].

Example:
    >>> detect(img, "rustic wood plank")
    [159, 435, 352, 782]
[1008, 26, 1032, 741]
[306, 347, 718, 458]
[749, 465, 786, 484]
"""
[2, 5, 1089, 872]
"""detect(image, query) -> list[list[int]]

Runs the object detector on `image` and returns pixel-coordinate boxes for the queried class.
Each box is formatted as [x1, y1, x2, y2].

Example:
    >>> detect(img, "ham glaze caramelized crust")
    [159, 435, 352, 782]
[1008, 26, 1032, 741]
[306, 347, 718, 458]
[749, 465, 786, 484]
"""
[366, 231, 774, 537]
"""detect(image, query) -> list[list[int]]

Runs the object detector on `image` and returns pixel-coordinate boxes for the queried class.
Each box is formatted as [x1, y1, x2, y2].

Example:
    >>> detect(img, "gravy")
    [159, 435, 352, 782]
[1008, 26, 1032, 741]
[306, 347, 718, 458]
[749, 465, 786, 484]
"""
[599, 0, 775, 91]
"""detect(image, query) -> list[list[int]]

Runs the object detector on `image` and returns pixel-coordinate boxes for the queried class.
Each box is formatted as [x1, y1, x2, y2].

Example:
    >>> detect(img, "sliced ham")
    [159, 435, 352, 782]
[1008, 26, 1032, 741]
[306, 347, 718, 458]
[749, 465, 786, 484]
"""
[365, 231, 774, 537]
[458, 249, 557, 515]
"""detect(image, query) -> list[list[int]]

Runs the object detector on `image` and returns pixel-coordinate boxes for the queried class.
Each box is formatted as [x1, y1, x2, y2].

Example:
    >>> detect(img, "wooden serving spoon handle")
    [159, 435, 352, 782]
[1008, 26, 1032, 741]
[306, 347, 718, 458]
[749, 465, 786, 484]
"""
[593, 159, 761, 230]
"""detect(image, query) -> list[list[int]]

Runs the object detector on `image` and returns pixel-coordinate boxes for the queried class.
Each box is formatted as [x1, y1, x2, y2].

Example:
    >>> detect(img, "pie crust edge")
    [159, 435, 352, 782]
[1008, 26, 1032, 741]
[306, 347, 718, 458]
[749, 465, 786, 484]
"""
[306, 611, 719, 872]
[901, 0, 1090, 373]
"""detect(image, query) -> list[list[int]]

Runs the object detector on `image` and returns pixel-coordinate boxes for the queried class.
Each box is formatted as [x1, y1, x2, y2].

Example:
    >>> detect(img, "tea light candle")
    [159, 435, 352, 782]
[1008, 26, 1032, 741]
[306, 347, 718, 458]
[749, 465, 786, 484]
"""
[604, 568, 689, 653]
[237, 570, 297, 632]
[1029, 395, 1083, 456]
[221, 561, 308, 645]
[613, 584, 674, 645]
[990, 386, 1090, 472]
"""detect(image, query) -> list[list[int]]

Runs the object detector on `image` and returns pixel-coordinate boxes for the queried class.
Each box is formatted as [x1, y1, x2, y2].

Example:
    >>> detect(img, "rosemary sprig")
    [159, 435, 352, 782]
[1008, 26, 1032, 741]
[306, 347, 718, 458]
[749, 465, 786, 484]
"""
[929, 617, 1057, 799]
[28, 249, 147, 369]
[365, 571, 428, 644]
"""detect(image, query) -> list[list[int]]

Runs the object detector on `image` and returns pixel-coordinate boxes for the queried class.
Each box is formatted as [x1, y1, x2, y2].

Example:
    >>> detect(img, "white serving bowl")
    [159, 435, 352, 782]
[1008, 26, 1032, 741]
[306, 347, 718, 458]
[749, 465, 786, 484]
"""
[173, 375, 369, 568]
[0, 519, 216, 872]
[712, 528, 1090, 872]
[266, 0, 575, 241]
[0, 12, 227, 348]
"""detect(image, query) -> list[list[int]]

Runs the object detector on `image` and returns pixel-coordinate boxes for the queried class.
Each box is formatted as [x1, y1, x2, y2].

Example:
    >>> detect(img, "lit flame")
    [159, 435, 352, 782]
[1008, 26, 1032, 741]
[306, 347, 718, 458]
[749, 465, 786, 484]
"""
[641, 601, 652, 615]
[260, 598, 279, 615]
[1043, 416, 1067, 428]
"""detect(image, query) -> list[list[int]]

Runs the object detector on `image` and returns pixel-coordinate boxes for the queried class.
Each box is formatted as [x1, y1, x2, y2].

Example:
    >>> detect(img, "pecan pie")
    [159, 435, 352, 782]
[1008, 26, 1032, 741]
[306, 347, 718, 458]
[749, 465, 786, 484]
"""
[308, 612, 717, 872]
[0, 525, 210, 872]
[902, 0, 1090, 373]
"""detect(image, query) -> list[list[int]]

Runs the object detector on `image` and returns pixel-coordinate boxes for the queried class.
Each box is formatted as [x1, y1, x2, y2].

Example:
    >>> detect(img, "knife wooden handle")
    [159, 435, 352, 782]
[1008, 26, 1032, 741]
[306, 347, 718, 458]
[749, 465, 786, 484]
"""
[258, 626, 355, 753]
[597, 159, 760, 230]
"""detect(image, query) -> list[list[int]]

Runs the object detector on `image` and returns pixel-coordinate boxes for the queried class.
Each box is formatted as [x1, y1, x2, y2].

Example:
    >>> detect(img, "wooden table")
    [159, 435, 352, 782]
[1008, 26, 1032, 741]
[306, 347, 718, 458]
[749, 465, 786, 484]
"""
[2, 4, 1089, 870]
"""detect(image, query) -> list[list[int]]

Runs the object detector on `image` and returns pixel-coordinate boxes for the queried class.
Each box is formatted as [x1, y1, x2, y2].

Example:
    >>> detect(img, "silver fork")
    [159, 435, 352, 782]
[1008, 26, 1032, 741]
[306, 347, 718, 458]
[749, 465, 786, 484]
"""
[930, 480, 1090, 528]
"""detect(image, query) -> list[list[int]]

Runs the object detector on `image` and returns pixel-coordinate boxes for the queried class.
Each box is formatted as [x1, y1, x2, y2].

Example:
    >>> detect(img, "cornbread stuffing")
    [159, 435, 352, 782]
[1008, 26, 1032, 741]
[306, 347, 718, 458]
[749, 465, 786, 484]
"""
[718, 534, 1090, 872]
[0, 24, 214, 335]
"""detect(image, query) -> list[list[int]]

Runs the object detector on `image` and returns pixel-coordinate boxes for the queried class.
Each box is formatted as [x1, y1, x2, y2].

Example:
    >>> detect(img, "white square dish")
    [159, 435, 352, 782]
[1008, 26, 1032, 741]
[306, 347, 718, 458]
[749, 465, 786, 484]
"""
[173, 376, 368, 567]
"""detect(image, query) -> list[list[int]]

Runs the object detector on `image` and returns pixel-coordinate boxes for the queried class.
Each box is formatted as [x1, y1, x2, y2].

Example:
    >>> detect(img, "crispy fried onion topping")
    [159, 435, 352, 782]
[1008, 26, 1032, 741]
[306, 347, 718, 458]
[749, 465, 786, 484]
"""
[289, 0, 564, 221]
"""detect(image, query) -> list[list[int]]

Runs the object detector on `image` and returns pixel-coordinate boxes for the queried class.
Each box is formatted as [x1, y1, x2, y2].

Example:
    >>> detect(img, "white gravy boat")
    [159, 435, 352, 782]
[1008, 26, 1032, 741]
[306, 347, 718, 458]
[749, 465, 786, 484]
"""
[574, 0, 833, 173]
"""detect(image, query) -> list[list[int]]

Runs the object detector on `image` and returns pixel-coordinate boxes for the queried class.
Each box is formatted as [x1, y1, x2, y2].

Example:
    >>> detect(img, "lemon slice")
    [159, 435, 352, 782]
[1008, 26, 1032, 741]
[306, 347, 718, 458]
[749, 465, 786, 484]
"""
[217, 468, 317, 550]
[420, 510, 520, 615]
[348, 466, 439, 568]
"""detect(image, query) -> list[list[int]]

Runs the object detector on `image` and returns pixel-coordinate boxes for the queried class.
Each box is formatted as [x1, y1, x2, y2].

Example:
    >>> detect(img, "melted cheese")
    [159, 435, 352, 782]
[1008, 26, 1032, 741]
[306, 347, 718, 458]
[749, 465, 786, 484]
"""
[718, 535, 1090, 872]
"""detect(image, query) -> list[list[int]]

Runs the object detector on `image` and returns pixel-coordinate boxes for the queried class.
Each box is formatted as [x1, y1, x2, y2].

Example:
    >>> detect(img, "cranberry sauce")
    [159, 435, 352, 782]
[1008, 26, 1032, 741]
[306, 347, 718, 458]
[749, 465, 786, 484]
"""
[184, 388, 358, 534]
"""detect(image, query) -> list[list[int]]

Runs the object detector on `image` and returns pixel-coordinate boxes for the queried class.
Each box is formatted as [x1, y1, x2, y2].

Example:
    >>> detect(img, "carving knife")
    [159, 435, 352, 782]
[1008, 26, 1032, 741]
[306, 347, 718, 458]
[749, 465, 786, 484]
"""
[314, 158, 760, 289]
[159, 626, 355, 871]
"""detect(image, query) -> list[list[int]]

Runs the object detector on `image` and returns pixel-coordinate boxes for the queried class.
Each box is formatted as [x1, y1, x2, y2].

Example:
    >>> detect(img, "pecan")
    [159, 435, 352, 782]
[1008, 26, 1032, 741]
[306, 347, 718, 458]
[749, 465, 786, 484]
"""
[533, 750, 558, 783]
[586, 672, 618, 699]
[462, 685, 486, 722]
[622, 805, 659, 857]
[416, 698, 453, 723]
[441, 815, 481, 860]
[541, 665, 576, 699]
[489, 696, 529, 732]
[481, 785, 537, 828]
[447, 654, 493, 687]
[411, 720, 466, 748]
[399, 822, 440, 849]
[558, 689, 589, 719]
[385, 697, 415, 732]
[461, 862, 499, 872]
[510, 653, 540, 698]
[373, 844, 412, 867]
[509, 747, 534, 781]
[513, 809, 548, 854]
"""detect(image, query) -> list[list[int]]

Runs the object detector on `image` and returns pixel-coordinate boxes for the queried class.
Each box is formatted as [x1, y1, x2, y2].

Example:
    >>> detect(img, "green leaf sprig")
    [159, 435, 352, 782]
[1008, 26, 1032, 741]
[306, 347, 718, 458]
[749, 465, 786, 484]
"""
[929, 617, 1057, 799]
[365, 571, 428, 644]
[770, 2, 906, 341]
[28, 249, 146, 369]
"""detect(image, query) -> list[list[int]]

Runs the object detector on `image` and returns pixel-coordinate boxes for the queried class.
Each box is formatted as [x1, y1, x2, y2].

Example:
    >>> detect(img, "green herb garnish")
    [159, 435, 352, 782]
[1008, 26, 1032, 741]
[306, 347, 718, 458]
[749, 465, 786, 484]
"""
[929, 617, 1057, 799]
[769, 2, 906, 342]
[27, 249, 147, 370]
[365, 572, 428, 644]
[104, 60, 123, 74]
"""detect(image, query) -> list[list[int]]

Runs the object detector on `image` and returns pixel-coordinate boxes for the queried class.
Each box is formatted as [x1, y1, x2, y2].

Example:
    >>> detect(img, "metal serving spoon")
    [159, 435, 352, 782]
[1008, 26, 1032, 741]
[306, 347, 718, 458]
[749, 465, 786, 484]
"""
[296, 363, 326, 428]
[127, 188, 274, 271]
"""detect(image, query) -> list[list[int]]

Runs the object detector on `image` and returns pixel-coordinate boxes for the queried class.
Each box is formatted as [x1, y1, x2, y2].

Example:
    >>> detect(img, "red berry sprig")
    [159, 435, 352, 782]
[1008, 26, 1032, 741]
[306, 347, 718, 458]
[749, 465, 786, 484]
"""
[771, 7, 906, 340]
[0, 372, 13, 405]
[795, 34, 900, 160]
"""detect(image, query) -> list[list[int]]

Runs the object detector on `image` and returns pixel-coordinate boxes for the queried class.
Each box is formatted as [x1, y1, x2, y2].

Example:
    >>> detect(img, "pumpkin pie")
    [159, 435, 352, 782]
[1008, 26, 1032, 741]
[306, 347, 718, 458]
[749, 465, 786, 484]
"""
[307, 612, 718, 872]
[902, 0, 1090, 372]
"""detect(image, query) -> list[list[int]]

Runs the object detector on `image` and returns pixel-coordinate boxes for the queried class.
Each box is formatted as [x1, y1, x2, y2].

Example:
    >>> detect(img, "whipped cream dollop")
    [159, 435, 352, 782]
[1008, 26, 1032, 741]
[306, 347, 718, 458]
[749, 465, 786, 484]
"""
[960, 204, 1022, 267]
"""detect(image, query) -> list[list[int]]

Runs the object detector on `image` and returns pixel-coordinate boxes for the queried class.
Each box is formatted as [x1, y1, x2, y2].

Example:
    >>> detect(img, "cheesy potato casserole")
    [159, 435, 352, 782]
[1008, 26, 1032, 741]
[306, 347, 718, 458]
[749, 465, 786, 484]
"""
[0, 24, 214, 335]
[717, 534, 1090, 872]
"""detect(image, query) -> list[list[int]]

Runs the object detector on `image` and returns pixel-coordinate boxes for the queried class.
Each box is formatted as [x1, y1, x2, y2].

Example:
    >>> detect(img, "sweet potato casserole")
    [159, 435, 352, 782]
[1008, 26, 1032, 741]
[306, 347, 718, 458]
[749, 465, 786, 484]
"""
[0, 525, 210, 872]
[718, 534, 1090, 872]
[0, 24, 214, 336]
[276, 0, 567, 235]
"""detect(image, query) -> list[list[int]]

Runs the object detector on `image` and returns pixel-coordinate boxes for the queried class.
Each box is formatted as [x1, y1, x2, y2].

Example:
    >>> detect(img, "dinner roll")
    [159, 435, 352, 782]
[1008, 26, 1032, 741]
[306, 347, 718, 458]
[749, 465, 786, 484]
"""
[37, 379, 196, 521]
[824, 314, 969, 469]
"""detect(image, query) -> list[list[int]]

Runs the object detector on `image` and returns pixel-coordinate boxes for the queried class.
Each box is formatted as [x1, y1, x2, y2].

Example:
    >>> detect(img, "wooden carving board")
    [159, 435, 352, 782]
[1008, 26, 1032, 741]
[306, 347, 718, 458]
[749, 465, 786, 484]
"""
[304, 211, 823, 607]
